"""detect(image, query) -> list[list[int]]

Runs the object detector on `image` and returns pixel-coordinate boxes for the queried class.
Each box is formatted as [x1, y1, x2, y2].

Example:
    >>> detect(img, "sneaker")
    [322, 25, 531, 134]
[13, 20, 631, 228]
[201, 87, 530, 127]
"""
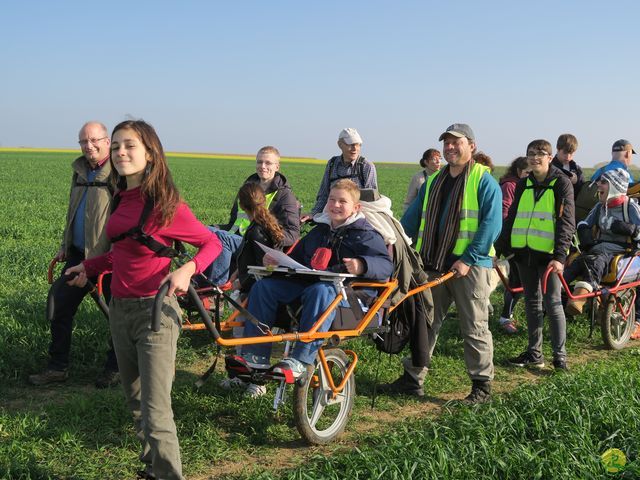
[462, 381, 491, 405]
[244, 383, 267, 398]
[377, 372, 424, 397]
[500, 319, 518, 334]
[552, 358, 568, 371]
[95, 369, 120, 389]
[28, 368, 69, 386]
[241, 353, 270, 370]
[631, 322, 640, 340]
[219, 376, 248, 390]
[270, 357, 306, 384]
[508, 351, 545, 369]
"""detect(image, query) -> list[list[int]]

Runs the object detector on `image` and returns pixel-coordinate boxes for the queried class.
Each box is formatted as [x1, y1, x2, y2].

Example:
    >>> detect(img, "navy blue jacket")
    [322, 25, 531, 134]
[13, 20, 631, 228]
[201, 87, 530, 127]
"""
[290, 216, 393, 281]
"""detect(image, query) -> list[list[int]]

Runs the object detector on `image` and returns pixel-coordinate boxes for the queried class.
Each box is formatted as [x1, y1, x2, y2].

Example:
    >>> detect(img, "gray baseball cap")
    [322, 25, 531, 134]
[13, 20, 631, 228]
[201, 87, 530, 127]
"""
[612, 139, 636, 154]
[438, 123, 475, 142]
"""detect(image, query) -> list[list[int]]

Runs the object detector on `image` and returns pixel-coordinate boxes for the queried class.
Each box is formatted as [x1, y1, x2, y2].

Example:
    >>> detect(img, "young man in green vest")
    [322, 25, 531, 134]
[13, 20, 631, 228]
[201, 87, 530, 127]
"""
[392, 123, 502, 404]
[205, 146, 300, 285]
[496, 139, 575, 370]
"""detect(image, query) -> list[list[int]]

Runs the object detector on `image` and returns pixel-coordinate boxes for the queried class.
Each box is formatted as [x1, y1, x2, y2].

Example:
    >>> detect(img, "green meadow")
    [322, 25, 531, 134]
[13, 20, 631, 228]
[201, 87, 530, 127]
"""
[1, 150, 638, 479]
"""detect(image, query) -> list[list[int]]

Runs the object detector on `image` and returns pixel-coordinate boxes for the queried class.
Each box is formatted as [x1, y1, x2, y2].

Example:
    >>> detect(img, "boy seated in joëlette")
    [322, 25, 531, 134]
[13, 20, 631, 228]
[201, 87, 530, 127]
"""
[564, 168, 640, 316]
[235, 179, 393, 382]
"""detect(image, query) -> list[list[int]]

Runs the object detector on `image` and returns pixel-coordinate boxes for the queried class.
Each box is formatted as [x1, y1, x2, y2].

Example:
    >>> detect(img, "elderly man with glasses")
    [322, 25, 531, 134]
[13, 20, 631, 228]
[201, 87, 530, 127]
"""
[29, 121, 120, 389]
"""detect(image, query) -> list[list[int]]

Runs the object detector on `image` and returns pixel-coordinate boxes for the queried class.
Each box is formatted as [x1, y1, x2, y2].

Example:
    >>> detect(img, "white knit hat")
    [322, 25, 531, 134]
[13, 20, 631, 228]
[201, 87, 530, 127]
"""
[600, 168, 630, 199]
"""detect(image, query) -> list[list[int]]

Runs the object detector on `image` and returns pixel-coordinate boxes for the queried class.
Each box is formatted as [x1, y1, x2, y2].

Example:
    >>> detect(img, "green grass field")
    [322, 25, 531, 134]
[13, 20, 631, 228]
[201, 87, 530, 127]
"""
[1, 150, 639, 479]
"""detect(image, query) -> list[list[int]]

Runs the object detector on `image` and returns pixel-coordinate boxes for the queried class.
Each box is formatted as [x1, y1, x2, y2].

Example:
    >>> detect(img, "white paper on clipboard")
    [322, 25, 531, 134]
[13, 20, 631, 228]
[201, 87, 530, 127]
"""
[255, 241, 310, 270]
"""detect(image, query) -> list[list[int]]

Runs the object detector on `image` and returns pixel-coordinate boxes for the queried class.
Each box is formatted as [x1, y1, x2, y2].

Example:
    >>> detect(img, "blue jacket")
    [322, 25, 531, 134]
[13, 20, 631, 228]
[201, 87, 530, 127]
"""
[290, 215, 393, 281]
[401, 170, 502, 269]
[591, 160, 635, 183]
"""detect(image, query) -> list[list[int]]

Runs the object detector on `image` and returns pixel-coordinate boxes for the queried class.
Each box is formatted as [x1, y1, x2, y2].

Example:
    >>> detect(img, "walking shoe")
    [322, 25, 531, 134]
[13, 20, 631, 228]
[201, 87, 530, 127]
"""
[244, 383, 267, 398]
[508, 351, 545, 369]
[219, 376, 248, 390]
[270, 357, 306, 384]
[462, 380, 491, 405]
[631, 322, 640, 340]
[28, 368, 69, 386]
[95, 369, 120, 389]
[552, 358, 568, 371]
[499, 317, 518, 334]
[377, 371, 424, 397]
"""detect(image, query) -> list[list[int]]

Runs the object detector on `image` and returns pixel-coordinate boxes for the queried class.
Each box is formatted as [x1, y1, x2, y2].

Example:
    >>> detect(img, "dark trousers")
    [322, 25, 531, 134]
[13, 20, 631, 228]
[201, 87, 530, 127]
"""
[500, 259, 523, 319]
[563, 252, 616, 291]
[48, 247, 118, 372]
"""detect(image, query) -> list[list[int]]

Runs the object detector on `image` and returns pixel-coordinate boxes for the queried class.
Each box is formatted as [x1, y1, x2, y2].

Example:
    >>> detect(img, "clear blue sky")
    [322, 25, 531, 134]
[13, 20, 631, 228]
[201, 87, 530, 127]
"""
[2, 0, 639, 166]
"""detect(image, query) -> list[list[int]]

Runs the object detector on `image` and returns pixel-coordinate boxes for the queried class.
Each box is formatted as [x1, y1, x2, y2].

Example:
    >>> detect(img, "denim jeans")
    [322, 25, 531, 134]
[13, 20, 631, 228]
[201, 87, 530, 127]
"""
[203, 226, 243, 285]
[242, 279, 340, 365]
[516, 260, 567, 360]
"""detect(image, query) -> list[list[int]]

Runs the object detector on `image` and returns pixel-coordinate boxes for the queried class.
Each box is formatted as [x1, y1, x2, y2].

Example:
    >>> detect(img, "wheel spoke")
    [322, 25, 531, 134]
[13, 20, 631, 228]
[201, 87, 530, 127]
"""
[309, 390, 327, 429]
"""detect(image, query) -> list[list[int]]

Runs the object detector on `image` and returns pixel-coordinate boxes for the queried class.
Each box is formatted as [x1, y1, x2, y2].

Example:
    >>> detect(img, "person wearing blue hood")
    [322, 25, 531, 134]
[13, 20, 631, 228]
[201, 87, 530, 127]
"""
[236, 179, 393, 381]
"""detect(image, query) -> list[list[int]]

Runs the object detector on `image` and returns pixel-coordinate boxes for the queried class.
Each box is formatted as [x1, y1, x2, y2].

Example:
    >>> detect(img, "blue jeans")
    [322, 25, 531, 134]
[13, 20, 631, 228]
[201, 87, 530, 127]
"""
[242, 279, 340, 365]
[203, 226, 243, 285]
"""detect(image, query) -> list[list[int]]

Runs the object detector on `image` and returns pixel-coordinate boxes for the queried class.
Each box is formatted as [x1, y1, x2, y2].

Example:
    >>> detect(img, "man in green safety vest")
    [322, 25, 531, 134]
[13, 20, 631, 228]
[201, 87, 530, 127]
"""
[496, 139, 575, 371]
[389, 123, 502, 404]
[205, 146, 300, 285]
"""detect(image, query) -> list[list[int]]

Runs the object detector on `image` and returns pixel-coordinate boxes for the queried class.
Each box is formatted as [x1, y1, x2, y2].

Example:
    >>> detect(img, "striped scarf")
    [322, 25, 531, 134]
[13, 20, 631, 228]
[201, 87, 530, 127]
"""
[420, 161, 473, 272]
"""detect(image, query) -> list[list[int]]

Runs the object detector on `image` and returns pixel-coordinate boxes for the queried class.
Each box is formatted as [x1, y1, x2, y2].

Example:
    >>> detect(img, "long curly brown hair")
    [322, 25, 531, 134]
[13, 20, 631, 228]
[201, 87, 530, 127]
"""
[238, 182, 284, 245]
[110, 120, 181, 226]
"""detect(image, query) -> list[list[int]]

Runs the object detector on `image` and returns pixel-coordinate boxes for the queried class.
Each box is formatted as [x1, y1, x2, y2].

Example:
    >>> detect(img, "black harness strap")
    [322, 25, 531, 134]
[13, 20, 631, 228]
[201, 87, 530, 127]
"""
[328, 156, 366, 186]
[109, 195, 181, 258]
[74, 172, 115, 196]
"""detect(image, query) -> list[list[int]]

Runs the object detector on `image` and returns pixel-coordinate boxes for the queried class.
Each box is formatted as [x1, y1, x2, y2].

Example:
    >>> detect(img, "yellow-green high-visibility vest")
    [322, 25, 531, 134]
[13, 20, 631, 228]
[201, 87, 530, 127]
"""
[415, 163, 494, 256]
[510, 178, 557, 253]
[229, 190, 277, 236]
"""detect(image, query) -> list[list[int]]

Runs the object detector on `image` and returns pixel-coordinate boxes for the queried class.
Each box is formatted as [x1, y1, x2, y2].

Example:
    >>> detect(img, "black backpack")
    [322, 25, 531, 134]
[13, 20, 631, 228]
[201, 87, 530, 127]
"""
[575, 181, 599, 224]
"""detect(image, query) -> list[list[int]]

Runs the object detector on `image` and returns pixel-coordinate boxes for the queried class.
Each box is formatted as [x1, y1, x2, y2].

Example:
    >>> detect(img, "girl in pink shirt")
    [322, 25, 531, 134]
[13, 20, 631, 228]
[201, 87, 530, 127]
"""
[67, 120, 220, 480]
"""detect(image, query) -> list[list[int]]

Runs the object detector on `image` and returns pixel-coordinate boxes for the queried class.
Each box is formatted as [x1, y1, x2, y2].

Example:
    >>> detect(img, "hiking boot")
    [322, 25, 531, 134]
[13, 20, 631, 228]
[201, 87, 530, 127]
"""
[508, 351, 545, 369]
[552, 358, 568, 372]
[95, 369, 120, 389]
[244, 383, 267, 398]
[565, 287, 590, 316]
[28, 368, 69, 386]
[270, 357, 306, 384]
[462, 380, 491, 405]
[377, 371, 424, 397]
[136, 469, 156, 479]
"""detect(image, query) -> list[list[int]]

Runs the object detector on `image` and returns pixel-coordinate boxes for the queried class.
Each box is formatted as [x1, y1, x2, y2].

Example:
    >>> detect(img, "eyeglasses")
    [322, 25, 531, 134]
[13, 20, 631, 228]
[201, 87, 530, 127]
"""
[526, 151, 550, 159]
[78, 137, 107, 146]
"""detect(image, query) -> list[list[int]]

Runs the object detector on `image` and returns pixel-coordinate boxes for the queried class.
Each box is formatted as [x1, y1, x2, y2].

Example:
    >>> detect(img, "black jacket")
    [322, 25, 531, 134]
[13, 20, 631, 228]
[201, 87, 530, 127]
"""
[218, 172, 300, 248]
[236, 222, 274, 293]
[496, 165, 575, 265]
[552, 156, 584, 200]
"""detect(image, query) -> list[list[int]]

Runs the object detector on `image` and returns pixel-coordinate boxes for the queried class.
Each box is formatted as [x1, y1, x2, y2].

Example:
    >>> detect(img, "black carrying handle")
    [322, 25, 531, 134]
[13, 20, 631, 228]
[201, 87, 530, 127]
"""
[152, 282, 220, 339]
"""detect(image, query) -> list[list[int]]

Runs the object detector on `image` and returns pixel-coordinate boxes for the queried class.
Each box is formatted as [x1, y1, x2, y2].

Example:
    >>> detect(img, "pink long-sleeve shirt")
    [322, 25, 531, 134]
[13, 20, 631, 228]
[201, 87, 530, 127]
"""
[84, 186, 221, 298]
